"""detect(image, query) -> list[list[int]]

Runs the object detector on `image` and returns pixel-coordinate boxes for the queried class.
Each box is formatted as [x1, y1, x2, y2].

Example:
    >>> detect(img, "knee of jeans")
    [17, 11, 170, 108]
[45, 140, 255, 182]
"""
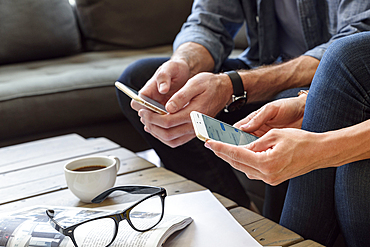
[325, 32, 370, 67]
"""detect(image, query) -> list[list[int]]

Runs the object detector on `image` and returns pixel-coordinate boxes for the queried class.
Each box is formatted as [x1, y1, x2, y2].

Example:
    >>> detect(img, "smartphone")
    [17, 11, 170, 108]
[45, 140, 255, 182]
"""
[190, 111, 258, 145]
[115, 81, 167, 115]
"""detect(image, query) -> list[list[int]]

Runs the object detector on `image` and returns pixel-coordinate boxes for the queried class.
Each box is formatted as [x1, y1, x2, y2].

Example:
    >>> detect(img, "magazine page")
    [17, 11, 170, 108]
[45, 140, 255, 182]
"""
[0, 206, 192, 247]
[103, 190, 262, 247]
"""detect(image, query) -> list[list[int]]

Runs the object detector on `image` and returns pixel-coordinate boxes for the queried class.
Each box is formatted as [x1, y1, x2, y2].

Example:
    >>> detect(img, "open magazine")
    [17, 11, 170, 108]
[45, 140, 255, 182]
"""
[0, 206, 192, 247]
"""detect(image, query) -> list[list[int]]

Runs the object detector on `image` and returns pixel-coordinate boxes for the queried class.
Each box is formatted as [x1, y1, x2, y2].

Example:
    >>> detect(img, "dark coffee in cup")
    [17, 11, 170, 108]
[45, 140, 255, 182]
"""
[73, 165, 106, 172]
[65, 156, 120, 202]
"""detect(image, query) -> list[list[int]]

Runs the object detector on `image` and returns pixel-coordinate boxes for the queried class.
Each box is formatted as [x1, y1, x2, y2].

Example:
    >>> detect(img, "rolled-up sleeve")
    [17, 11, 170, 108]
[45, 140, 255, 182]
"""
[305, 0, 370, 60]
[173, 0, 245, 72]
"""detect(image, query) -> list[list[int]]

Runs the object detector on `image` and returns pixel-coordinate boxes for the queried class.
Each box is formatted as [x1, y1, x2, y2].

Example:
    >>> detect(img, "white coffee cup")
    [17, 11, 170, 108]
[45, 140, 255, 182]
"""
[64, 156, 120, 203]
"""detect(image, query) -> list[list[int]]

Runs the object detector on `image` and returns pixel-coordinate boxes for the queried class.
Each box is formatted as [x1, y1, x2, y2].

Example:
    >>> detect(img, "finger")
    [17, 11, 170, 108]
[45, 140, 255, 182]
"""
[206, 140, 256, 166]
[139, 108, 195, 140]
[246, 135, 276, 153]
[131, 99, 147, 112]
[250, 125, 273, 138]
[139, 77, 163, 101]
[153, 60, 188, 95]
[162, 133, 196, 148]
[165, 77, 205, 113]
[138, 107, 191, 129]
[207, 144, 262, 180]
[145, 125, 195, 148]
[234, 110, 260, 129]
[240, 104, 278, 132]
[154, 67, 172, 94]
[138, 65, 174, 103]
[206, 140, 287, 184]
[145, 121, 195, 142]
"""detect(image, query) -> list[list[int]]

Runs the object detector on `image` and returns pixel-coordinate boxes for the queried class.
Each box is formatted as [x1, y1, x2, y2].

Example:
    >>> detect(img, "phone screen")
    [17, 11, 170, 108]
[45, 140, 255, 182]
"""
[202, 115, 258, 145]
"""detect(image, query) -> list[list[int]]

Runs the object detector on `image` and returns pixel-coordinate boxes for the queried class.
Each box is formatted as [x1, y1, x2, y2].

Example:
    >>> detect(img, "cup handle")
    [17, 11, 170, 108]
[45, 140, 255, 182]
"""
[109, 156, 121, 173]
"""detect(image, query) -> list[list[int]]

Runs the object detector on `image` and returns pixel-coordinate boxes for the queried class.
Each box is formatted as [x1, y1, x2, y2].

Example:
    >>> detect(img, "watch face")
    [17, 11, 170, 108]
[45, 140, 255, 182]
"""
[227, 98, 247, 112]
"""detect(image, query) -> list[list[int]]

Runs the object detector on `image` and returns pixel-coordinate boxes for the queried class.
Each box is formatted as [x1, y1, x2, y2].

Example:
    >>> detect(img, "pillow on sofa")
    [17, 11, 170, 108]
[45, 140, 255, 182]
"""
[0, 0, 81, 65]
[75, 0, 193, 50]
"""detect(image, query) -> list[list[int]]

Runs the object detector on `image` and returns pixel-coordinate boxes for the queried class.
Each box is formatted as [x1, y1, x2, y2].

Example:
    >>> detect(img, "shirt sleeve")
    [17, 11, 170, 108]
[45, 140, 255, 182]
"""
[304, 1, 370, 60]
[173, 0, 245, 72]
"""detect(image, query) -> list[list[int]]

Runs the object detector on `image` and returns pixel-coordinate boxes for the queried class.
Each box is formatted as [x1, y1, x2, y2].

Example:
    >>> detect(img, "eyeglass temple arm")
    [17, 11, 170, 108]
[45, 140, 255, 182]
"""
[91, 186, 144, 203]
[46, 209, 65, 234]
[91, 186, 163, 203]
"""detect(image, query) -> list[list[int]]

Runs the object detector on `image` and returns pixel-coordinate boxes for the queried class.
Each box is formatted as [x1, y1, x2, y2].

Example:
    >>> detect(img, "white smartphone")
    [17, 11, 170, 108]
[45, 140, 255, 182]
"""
[115, 81, 168, 115]
[190, 111, 258, 145]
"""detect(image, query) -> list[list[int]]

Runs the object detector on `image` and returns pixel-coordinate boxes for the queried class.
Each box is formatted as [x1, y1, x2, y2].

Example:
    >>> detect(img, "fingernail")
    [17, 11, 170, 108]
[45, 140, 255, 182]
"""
[241, 124, 250, 129]
[159, 83, 166, 93]
[167, 101, 178, 112]
[204, 142, 212, 150]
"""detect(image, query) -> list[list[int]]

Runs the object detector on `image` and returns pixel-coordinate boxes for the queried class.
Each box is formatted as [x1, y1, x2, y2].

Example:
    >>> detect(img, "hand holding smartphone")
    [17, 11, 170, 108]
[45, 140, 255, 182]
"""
[190, 111, 258, 146]
[115, 81, 168, 115]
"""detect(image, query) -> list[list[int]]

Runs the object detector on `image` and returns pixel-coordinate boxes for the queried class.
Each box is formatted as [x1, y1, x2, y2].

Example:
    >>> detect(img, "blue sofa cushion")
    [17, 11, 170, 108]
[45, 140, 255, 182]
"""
[0, 0, 81, 65]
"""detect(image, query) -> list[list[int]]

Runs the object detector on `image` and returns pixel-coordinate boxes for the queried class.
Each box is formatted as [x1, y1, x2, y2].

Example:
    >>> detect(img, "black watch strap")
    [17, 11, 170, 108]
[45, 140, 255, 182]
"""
[224, 71, 244, 97]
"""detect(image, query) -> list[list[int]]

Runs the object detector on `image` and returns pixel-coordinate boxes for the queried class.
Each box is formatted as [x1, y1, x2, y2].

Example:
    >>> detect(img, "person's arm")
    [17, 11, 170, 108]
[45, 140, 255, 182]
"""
[205, 118, 370, 186]
[173, 0, 245, 72]
[318, 119, 370, 168]
[238, 55, 319, 103]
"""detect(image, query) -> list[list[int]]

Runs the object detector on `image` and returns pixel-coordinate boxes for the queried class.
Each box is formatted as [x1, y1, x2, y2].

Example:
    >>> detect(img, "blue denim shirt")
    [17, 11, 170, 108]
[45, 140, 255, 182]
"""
[173, 0, 370, 71]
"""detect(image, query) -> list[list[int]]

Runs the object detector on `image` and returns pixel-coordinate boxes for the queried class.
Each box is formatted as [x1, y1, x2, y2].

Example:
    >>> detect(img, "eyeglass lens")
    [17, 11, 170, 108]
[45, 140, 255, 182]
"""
[65, 194, 163, 246]
[129, 195, 163, 231]
[74, 217, 116, 247]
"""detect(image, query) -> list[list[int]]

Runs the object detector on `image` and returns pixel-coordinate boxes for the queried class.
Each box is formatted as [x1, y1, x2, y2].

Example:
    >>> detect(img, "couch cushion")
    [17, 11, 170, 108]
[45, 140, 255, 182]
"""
[0, 0, 81, 65]
[0, 46, 173, 140]
[74, 0, 193, 50]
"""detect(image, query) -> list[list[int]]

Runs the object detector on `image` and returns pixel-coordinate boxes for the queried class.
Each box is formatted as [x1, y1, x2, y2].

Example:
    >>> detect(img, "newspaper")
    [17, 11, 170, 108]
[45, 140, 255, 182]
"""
[0, 206, 192, 247]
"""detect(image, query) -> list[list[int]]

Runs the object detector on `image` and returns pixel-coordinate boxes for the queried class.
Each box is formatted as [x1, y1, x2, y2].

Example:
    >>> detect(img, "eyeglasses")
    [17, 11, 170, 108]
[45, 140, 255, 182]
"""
[46, 186, 167, 247]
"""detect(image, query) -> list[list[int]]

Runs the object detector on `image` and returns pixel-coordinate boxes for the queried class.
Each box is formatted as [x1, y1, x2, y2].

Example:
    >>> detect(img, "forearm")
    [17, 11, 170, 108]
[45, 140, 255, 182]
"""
[171, 42, 215, 78]
[315, 119, 370, 169]
[239, 55, 319, 102]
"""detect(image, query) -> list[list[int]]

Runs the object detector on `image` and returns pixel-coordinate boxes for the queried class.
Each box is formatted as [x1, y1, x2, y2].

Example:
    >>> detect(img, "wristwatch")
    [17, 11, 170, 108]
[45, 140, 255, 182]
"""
[224, 71, 247, 112]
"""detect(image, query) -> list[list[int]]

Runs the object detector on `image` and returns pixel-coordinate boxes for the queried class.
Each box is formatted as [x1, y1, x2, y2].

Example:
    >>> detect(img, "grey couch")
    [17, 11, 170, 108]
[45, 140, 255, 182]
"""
[0, 0, 193, 150]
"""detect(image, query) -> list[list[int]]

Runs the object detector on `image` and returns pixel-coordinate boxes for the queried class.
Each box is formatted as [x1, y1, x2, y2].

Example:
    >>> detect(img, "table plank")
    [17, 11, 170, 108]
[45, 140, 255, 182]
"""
[213, 193, 238, 210]
[1, 166, 187, 206]
[0, 150, 155, 205]
[0, 137, 121, 173]
[0, 134, 86, 166]
[289, 240, 325, 247]
[0, 148, 141, 188]
[229, 206, 264, 226]
[114, 167, 187, 187]
[243, 216, 303, 247]
[162, 180, 207, 195]
[0, 169, 203, 213]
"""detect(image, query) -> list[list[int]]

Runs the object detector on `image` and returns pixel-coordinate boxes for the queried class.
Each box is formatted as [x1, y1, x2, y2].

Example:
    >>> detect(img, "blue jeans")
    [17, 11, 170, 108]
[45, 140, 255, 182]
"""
[280, 32, 370, 246]
[116, 57, 301, 221]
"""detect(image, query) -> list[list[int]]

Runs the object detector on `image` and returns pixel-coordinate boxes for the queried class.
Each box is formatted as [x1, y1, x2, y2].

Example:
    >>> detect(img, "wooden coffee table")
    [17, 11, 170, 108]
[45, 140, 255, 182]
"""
[0, 134, 323, 247]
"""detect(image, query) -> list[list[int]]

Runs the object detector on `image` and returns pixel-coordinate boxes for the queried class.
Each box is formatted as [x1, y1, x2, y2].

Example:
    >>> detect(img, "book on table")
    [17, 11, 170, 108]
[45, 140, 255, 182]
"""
[0, 206, 192, 247]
